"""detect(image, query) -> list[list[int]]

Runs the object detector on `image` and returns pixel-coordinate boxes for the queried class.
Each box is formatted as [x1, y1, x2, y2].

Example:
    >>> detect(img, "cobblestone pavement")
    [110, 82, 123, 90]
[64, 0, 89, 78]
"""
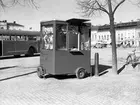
[0, 67, 140, 105]
[0, 48, 140, 105]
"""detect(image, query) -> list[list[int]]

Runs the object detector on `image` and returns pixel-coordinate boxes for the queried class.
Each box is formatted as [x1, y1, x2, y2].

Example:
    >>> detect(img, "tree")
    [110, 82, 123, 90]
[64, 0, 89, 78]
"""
[0, 0, 39, 10]
[76, 0, 126, 75]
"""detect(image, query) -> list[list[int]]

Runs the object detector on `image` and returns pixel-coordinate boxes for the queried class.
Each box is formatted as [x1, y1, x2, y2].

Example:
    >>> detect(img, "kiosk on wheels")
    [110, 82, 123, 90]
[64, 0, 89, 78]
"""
[37, 18, 91, 79]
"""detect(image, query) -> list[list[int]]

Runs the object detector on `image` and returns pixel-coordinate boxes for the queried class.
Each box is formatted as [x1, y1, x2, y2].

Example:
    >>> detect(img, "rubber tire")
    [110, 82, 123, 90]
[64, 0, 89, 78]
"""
[75, 67, 86, 79]
[27, 48, 34, 56]
[37, 67, 44, 78]
[126, 56, 132, 65]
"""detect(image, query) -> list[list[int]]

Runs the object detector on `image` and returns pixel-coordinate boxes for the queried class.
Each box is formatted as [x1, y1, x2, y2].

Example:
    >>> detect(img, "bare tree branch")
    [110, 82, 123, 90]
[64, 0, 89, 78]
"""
[76, 0, 110, 17]
[0, 0, 7, 10]
[96, 0, 109, 15]
[113, 0, 126, 15]
[0, 0, 39, 10]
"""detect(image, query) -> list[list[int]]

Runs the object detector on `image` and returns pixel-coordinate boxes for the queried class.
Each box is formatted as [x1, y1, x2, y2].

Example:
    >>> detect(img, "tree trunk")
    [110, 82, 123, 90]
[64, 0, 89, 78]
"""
[108, 0, 118, 75]
[109, 14, 118, 75]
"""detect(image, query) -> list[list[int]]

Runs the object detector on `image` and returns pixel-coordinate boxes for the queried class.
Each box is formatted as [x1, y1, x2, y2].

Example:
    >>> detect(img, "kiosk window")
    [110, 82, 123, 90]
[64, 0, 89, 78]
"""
[68, 25, 79, 51]
[42, 25, 53, 50]
[68, 25, 90, 51]
[81, 26, 90, 50]
[56, 24, 67, 50]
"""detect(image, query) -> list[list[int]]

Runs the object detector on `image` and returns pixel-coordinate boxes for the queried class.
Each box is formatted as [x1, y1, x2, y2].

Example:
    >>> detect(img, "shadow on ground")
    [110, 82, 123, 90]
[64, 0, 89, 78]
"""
[44, 74, 76, 80]
[0, 54, 40, 60]
[0, 71, 37, 82]
[117, 63, 140, 74]
[117, 64, 126, 74]
[91, 64, 112, 76]
[44, 64, 112, 80]
[0, 64, 128, 81]
[0, 66, 17, 71]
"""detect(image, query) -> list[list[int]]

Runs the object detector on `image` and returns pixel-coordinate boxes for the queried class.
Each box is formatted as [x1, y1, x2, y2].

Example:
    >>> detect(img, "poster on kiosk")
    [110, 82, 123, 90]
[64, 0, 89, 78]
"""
[37, 18, 91, 79]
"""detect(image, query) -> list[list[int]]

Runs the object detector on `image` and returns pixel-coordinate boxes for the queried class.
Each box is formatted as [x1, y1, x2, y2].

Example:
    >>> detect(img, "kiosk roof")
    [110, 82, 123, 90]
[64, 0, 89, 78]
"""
[66, 18, 90, 25]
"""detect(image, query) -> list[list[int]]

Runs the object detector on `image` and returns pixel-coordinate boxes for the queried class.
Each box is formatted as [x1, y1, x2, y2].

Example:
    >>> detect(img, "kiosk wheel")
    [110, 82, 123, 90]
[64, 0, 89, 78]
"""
[37, 67, 44, 78]
[75, 67, 86, 79]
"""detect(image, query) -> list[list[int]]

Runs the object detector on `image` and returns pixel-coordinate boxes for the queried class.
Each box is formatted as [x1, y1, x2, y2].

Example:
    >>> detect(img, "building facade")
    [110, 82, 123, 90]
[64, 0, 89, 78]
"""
[91, 21, 140, 47]
[0, 20, 24, 30]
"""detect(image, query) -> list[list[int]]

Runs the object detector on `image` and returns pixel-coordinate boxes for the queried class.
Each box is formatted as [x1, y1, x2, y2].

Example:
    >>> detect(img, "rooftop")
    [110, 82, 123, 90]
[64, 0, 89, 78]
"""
[7, 22, 24, 27]
[92, 21, 140, 31]
[0, 20, 24, 27]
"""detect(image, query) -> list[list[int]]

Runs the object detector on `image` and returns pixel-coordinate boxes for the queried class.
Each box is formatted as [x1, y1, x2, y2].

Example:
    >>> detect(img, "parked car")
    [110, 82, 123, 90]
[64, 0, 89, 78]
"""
[95, 42, 107, 48]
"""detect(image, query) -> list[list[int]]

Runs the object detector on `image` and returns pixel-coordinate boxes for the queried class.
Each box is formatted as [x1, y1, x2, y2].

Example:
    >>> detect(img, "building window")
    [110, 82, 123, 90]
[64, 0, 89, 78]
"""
[107, 35, 108, 40]
[104, 35, 106, 40]
[138, 32, 140, 38]
[121, 33, 123, 38]
[102, 35, 104, 40]
[132, 41, 134, 45]
[118, 37, 120, 41]
[95, 34, 97, 40]
[133, 35, 135, 38]
[118, 34, 120, 37]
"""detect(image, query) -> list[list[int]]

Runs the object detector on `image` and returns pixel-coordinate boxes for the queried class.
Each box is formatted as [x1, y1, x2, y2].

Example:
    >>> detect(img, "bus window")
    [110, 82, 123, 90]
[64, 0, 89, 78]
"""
[20, 35, 26, 41]
[25, 36, 28, 41]
[36, 36, 40, 41]
[42, 25, 53, 50]
[56, 24, 67, 50]
[10, 35, 16, 41]
[28, 36, 37, 41]
[17, 35, 21, 41]
[3, 35, 10, 40]
[16, 35, 26, 41]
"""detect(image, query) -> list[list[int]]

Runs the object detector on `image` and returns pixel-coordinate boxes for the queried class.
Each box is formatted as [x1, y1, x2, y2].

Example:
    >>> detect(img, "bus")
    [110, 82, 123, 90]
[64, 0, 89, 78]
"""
[0, 29, 40, 57]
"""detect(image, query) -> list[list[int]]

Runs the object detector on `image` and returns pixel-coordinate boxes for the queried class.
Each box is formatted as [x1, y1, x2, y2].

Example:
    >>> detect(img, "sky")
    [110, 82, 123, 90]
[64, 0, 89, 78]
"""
[0, 0, 140, 31]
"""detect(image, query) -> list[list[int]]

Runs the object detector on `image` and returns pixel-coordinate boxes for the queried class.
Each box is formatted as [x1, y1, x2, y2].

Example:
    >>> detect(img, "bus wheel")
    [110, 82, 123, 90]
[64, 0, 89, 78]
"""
[27, 47, 34, 56]
[75, 67, 86, 79]
[37, 67, 44, 78]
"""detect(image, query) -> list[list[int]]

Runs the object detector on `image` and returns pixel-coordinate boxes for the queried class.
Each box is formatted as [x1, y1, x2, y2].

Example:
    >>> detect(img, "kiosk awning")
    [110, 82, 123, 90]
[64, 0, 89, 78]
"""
[66, 18, 90, 26]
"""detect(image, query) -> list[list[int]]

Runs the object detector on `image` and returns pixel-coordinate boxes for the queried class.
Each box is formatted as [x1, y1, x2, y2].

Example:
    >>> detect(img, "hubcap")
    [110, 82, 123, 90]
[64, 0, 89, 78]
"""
[79, 71, 84, 77]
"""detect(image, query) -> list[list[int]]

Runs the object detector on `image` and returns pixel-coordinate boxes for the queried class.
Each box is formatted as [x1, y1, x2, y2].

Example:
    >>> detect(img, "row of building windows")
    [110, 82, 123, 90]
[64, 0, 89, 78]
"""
[0, 35, 40, 41]
[92, 33, 135, 41]
[92, 34, 111, 41]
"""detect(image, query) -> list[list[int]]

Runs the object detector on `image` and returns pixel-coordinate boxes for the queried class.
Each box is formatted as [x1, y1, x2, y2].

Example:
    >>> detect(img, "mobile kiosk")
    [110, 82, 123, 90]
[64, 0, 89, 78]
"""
[37, 18, 91, 79]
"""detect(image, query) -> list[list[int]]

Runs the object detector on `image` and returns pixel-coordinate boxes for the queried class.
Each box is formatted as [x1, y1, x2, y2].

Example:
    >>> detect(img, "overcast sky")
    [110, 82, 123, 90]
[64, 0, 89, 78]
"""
[0, 0, 140, 31]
